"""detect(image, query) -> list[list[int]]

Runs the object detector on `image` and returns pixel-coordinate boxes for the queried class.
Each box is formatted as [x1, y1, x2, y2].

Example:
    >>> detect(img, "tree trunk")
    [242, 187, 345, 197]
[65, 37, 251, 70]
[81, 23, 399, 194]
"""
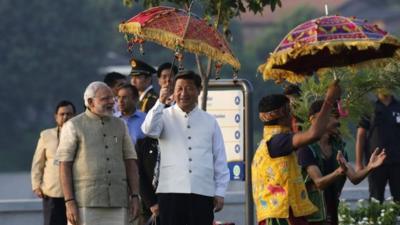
[201, 58, 212, 110]
[195, 55, 213, 111]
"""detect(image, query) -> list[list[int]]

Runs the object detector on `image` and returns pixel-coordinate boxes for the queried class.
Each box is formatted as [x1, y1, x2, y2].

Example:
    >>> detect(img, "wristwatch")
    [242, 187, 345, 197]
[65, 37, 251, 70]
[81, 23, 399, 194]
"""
[130, 194, 139, 198]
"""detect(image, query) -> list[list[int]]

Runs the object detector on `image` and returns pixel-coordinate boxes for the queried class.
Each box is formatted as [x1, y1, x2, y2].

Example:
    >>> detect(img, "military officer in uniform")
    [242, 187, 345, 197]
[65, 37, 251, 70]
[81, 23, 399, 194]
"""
[129, 59, 158, 113]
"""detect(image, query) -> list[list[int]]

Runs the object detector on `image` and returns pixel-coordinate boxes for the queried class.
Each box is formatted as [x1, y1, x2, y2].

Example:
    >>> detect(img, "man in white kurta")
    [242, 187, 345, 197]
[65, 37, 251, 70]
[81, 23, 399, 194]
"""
[57, 82, 140, 225]
[141, 71, 230, 225]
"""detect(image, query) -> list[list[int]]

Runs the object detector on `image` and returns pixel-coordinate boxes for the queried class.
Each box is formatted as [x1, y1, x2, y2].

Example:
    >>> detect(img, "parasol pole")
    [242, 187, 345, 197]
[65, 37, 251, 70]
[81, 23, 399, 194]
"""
[325, 4, 329, 16]
[199, 0, 223, 110]
[195, 54, 205, 78]
[183, 1, 205, 80]
[182, 1, 211, 111]
[181, 1, 210, 110]
[182, 0, 195, 40]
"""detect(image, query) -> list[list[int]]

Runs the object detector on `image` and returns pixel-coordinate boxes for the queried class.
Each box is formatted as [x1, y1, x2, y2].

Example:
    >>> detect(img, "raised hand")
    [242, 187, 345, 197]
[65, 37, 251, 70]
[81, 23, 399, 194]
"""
[159, 84, 170, 104]
[325, 79, 341, 103]
[367, 148, 386, 169]
[336, 150, 348, 173]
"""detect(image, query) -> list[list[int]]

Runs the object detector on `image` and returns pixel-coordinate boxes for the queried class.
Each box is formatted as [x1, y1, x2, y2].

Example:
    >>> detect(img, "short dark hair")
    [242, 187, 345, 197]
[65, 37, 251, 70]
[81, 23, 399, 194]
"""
[157, 62, 178, 78]
[103, 72, 126, 88]
[55, 100, 76, 114]
[308, 99, 339, 118]
[173, 70, 202, 89]
[118, 84, 139, 100]
[284, 84, 301, 97]
[258, 94, 289, 125]
[259, 94, 289, 113]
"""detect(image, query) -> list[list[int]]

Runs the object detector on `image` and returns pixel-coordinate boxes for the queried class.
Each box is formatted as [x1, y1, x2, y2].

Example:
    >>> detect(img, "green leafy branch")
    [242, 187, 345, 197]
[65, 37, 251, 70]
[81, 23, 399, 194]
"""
[292, 61, 400, 137]
[122, 0, 283, 33]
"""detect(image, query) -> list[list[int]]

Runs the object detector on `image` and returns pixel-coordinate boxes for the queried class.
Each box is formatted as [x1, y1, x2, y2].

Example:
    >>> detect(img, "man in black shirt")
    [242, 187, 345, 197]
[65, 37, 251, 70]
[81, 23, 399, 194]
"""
[355, 88, 400, 202]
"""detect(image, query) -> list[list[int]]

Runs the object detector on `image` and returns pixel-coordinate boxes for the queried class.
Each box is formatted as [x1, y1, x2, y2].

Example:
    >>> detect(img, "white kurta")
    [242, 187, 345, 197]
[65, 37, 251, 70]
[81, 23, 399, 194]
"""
[141, 100, 230, 197]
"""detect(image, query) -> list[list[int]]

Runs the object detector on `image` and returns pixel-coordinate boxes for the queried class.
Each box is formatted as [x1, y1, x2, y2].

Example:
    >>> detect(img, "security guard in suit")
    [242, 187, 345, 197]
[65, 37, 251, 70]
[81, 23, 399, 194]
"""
[129, 59, 158, 113]
[135, 137, 160, 225]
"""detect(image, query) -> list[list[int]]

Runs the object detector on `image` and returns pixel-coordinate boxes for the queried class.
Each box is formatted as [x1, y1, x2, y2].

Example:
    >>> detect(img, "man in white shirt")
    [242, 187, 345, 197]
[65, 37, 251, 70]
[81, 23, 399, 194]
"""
[141, 70, 230, 225]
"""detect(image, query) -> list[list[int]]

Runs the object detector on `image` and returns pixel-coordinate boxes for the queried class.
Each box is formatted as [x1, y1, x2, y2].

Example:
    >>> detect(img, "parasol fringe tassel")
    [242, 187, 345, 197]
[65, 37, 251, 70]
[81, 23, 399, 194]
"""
[259, 50, 400, 84]
[264, 35, 400, 69]
[119, 23, 241, 70]
[259, 35, 400, 83]
[119, 22, 142, 34]
[257, 66, 307, 84]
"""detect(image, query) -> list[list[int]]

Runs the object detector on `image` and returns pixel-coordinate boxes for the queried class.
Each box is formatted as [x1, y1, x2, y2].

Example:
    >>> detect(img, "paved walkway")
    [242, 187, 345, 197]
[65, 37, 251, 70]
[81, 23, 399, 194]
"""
[0, 172, 394, 225]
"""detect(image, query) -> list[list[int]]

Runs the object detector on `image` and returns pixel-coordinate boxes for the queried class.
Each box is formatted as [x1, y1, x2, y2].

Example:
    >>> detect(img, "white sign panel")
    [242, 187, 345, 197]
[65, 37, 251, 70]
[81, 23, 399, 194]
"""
[200, 89, 244, 162]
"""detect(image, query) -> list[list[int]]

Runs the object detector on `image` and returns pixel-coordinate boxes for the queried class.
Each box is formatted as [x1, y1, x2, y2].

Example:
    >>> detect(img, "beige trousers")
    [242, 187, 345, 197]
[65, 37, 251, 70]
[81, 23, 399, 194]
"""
[67, 207, 128, 225]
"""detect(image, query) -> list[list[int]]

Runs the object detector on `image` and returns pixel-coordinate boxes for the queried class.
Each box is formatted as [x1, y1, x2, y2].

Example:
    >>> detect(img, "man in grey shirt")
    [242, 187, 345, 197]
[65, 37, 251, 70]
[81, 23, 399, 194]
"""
[57, 81, 140, 225]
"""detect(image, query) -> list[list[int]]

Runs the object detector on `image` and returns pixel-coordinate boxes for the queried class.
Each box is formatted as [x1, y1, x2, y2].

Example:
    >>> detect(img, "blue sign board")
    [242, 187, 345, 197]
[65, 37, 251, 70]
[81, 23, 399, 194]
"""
[228, 161, 245, 181]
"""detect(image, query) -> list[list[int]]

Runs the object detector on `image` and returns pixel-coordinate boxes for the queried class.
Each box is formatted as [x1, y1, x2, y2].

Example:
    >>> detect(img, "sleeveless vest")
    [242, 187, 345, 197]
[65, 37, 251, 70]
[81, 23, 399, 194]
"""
[252, 125, 317, 221]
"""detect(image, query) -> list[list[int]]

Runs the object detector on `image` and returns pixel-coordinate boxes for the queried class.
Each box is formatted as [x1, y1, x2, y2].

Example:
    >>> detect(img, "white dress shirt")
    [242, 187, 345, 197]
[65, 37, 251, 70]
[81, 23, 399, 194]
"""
[141, 100, 230, 197]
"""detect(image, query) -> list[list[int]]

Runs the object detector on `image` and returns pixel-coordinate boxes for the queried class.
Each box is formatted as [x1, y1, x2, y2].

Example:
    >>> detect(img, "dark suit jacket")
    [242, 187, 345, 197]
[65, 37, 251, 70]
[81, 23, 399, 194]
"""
[135, 137, 159, 208]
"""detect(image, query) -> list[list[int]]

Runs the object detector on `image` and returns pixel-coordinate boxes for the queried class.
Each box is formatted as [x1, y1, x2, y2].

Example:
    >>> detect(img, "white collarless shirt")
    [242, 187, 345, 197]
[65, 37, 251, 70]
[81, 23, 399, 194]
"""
[141, 100, 230, 197]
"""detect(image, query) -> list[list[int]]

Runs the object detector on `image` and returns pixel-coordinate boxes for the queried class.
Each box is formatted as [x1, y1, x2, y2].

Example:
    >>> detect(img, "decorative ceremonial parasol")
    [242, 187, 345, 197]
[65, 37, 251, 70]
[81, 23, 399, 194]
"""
[258, 15, 400, 83]
[119, 6, 240, 72]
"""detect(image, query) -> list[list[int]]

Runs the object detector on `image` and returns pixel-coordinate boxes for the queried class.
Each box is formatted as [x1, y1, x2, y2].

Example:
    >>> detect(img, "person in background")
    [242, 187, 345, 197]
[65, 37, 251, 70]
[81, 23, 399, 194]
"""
[156, 62, 178, 105]
[57, 81, 139, 225]
[252, 80, 341, 225]
[141, 71, 230, 225]
[128, 62, 178, 224]
[115, 84, 146, 145]
[283, 84, 303, 132]
[129, 59, 157, 113]
[116, 83, 156, 225]
[355, 88, 400, 203]
[103, 71, 127, 114]
[104, 72, 127, 96]
[31, 100, 76, 225]
[297, 100, 386, 225]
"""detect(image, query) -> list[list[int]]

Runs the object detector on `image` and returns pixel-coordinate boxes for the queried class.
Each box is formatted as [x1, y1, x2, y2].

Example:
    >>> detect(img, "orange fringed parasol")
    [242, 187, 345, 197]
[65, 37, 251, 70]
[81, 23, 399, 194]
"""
[119, 6, 240, 71]
[258, 15, 400, 83]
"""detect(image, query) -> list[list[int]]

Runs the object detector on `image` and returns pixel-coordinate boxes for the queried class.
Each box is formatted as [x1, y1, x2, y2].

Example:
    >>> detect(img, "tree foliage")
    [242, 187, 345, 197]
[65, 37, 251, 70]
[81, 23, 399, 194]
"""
[0, 0, 133, 171]
[292, 61, 400, 136]
[124, 0, 283, 30]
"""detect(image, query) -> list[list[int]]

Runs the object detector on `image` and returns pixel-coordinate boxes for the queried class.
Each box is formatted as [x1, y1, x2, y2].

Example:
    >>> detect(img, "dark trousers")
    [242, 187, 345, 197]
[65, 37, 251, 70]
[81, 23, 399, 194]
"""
[158, 193, 214, 225]
[369, 164, 400, 203]
[309, 200, 338, 225]
[258, 208, 309, 225]
[42, 197, 67, 225]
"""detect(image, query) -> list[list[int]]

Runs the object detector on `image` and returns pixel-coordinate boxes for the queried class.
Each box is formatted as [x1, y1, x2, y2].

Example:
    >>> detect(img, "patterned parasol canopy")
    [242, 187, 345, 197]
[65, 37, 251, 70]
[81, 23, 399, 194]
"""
[119, 6, 240, 70]
[258, 15, 400, 83]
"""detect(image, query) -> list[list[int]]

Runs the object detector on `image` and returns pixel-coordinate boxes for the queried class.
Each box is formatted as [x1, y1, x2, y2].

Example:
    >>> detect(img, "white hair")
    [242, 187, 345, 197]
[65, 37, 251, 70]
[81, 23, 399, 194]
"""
[83, 81, 110, 107]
